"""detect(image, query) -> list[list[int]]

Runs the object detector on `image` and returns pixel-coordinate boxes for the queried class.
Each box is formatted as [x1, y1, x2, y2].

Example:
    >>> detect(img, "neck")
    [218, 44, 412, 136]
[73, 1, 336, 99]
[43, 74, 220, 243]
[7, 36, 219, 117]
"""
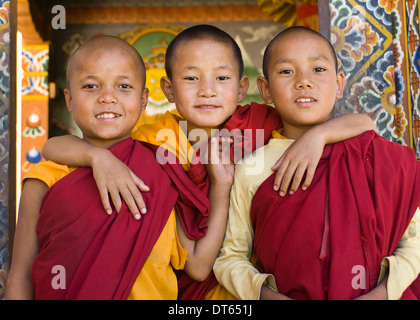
[181, 122, 220, 148]
[83, 136, 129, 149]
[281, 124, 314, 140]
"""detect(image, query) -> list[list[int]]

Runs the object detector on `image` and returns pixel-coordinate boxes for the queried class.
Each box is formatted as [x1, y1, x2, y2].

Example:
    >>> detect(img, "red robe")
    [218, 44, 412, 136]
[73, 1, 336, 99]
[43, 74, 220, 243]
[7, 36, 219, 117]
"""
[250, 130, 420, 299]
[177, 102, 283, 299]
[31, 138, 209, 299]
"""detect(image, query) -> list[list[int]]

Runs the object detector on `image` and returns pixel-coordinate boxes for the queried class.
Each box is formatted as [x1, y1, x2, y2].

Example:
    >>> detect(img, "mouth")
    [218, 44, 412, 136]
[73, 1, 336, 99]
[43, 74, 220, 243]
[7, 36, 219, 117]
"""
[95, 112, 121, 119]
[194, 105, 221, 110]
[295, 97, 317, 106]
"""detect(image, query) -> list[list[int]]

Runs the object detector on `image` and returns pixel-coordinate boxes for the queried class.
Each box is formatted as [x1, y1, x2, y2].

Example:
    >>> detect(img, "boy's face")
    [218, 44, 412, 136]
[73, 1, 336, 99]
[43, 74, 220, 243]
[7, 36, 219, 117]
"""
[161, 39, 249, 131]
[258, 32, 344, 135]
[64, 47, 148, 148]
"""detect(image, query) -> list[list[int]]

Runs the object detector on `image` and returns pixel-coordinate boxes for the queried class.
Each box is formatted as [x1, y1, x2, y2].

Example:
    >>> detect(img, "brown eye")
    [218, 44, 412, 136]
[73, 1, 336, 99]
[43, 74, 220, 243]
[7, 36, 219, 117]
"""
[82, 84, 97, 89]
[279, 69, 292, 74]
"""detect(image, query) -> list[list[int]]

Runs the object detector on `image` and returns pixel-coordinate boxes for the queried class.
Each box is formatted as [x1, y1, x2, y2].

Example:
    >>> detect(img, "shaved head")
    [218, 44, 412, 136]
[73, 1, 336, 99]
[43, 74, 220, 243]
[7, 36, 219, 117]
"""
[66, 35, 146, 90]
[262, 27, 338, 80]
[165, 24, 244, 80]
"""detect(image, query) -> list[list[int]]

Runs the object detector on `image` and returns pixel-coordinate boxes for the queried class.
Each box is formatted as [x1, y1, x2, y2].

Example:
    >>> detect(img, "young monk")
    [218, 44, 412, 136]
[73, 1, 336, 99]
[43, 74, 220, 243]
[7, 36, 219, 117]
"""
[213, 26, 420, 300]
[6, 35, 232, 299]
[41, 25, 376, 299]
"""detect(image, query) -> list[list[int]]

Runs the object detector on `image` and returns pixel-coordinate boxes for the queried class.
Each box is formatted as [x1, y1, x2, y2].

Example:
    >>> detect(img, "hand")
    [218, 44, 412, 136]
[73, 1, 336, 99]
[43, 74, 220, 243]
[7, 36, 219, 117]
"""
[204, 136, 234, 187]
[271, 131, 324, 196]
[90, 148, 150, 219]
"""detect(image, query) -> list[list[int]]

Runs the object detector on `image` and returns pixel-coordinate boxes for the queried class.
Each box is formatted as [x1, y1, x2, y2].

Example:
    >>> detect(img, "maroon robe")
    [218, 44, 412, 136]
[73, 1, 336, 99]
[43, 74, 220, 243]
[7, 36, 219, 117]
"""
[178, 102, 283, 299]
[250, 130, 420, 300]
[31, 138, 209, 299]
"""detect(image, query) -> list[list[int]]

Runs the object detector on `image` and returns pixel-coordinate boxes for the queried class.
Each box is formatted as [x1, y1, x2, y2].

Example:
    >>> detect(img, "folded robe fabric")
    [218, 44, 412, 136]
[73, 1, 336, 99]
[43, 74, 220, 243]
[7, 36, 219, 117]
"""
[186, 102, 282, 193]
[177, 102, 282, 300]
[250, 130, 420, 299]
[31, 138, 209, 300]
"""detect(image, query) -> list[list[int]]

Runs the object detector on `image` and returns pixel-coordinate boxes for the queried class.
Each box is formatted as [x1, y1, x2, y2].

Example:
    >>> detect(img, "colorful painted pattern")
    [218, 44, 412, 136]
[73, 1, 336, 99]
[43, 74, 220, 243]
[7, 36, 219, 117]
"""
[20, 45, 49, 178]
[0, 0, 9, 301]
[330, 0, 410, 146]
[406, 0, 420, 155]
[21, 48, 49, 96]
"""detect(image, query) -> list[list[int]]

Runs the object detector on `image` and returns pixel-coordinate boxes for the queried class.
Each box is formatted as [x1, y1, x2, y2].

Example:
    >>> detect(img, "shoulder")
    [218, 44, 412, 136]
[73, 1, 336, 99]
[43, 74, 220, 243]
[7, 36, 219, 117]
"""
[23, 161, 72, 188]
[132, 111, 181, 139]
[355, 130, 416, 159]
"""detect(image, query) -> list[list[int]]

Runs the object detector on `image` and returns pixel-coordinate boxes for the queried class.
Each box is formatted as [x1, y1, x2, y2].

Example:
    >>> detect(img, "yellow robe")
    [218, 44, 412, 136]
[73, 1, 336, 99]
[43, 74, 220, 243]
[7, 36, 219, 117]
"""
[24, 160, 187, 300]
[132, 111, 236, 300]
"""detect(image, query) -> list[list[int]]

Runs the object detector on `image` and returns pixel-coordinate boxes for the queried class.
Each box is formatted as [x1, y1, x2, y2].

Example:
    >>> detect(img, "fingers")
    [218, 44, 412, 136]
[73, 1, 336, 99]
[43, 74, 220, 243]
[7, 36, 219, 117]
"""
[273, 159, 298, 197]
[108, 184, 123, 214]
[131, 172, 150, 192]
[99, 175, 150, 221]
[206, 137, 231, 164]
[273, 160, 313, 197]
[99, 186, 113, 215]
[271, 157, 283, 171]
[271, 133, 323, 196]
[206, 137, 235, 186]
[272, 158, 285, 192]
[302, 162, 316, 191]
[91, 150, 150, 220]
[101, 185, 147, 220]
[215, 136, 233, 164]
[119, 184, 144, 220]
[288, 165, 307, 195]
[130, 171, 149, 216]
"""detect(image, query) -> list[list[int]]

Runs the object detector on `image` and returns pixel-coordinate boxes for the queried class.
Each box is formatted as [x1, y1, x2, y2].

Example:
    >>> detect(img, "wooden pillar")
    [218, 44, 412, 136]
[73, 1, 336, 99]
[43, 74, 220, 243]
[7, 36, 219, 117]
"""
[318, 0, 331, 40]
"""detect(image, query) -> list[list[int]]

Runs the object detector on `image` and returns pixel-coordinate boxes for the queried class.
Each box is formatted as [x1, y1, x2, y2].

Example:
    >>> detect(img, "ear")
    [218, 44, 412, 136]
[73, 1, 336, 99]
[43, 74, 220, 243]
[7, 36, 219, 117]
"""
[140, 88, 149, 112]
[335, 71, 345, 99]
[237, 76, 250, 103]
[256, 76, 273, 104]
[64, 89, 73, 112]
[160, 76, 175, 103]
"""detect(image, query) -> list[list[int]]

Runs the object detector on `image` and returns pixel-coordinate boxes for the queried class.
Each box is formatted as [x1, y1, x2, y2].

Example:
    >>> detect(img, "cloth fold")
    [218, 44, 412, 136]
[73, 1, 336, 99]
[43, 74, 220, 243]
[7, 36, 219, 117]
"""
[178, 102, 282, 300]
[32, 138, 209, 300]
[250, 130, 420, 299]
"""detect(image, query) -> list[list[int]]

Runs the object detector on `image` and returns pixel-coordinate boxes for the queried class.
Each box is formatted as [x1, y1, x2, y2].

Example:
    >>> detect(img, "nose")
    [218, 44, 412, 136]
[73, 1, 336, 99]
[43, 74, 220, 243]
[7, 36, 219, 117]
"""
[99, 86, 118, 104]
[294, 70, 314, 90]
[198, 79, 217, 98]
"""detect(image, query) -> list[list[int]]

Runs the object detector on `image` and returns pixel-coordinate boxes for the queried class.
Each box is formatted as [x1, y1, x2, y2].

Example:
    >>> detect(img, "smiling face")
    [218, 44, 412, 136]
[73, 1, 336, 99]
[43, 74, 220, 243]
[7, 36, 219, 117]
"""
[257, 30, 345, 139]
[160, 39, 249, 135]
[64, 37, 148, 148]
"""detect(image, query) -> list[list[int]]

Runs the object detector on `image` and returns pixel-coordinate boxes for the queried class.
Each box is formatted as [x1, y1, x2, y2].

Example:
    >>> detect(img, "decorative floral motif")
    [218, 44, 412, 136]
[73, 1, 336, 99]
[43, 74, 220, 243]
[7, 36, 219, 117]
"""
[359, 0, 393, 24]
[333, 17, 379, 69]
[406, 0, 420, 156]
[330, 0, 409, 146]
[0, 1, 8, 25]
[23, 113, 46, 138]
[21, 49, 49, 96]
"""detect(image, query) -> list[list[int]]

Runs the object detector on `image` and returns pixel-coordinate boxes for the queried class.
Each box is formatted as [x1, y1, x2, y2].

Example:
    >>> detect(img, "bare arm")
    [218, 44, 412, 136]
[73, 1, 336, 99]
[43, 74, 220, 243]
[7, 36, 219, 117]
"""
[260, 285, 293, 300]
[43, 135, 99, 167]
[6, 179, 48, 299]
[272, 114, 376, 196]
[177, 137, 233, 281]
[354, 275, 388, 300]
[42, 135, 149, 218]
